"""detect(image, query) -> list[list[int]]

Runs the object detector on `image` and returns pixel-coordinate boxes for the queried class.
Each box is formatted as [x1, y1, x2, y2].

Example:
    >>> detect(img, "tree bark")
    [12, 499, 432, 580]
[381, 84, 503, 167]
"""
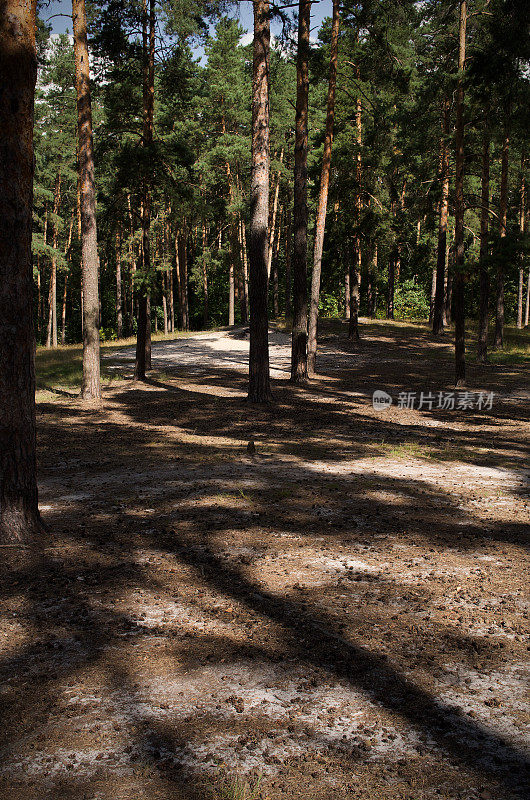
[387, 252, 395, 319]
[433, 96, 451, 335]
[238, 213, 249, 323]
[367, 243, 377, 317]
[267, 148, 284, 280]
[453, 0, 467, 386]
[524, 262, 530, 328]
[115, 228, 123, 338]
[202, 222, 209, 327]
[0, 0, 43, 541]
[285, 201, 292, 318]
[307, 0, 340, 374]
[349, 91, 362, 340]
[516, 163, 525, 329]
[248, 0, 272, 402]
[477, 120, 490, 363]
[135, 0, 155, 378]
[73, 0, 101, 400]
[493, 121, 510, 348]
[290, 0, 310, 384]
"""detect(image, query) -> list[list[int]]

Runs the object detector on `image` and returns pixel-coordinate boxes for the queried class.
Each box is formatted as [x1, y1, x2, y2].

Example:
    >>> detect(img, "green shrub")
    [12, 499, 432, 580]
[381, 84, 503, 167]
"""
[393, 279, 429, 320]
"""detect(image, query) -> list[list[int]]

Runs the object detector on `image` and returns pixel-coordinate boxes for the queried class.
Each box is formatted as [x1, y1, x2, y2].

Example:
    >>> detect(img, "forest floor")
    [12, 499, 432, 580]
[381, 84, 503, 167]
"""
[1, 319, 529, 800]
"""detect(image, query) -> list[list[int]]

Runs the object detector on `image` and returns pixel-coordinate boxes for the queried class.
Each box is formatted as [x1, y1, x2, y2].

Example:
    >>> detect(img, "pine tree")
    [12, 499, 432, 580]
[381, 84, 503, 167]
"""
[0, 0, 43, 541]
[73, 0, 102, 400]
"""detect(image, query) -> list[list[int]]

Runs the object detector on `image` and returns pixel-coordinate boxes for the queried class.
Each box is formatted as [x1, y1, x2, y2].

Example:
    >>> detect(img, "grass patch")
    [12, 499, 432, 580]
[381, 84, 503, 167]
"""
[211, 775, 263, 800]
[35, 330, 207, 392]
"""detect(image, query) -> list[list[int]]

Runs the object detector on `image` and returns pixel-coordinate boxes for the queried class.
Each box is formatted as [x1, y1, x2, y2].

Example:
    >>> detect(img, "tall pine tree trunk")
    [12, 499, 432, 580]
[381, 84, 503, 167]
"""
[0, 0, 43, 541]
[493, 121, 510, 348]
[308, 0, 340, 374]
[291, 0, 310, 384]
[433, 96, 450, 335]
[453, 0, 467, 385]
[477, 120, 490, 363]
[248, 0, 272, 402]
[73, 0, 101, 400]
[135, 0, 155, 378]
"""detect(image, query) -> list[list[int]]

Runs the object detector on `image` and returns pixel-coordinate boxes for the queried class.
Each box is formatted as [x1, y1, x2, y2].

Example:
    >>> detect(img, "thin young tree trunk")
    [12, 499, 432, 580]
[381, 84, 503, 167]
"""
[307, 0, 340, 374]
[162, 272, 168, 335]
[516, 163, 525, 329]
[267, 148, 284, 279]
[349, 91, 362, 340]
[367, 243, 377, 317]
[179, 232, 189, 331]
[229, 259, 235, 326]
[349, 242, 361, 338]
[116, 227, 123, 338]
[453, 0, 467, 385]
[493, 122, 510, 348]
[285, 201, 292, 318]
[248, 0, 272, 402]
[272, 205, 282, 317]
[73, 0, 101, 400]
[344, 269, 350, 318]
[238, 213, 249, 323]
[387, 252, 395, 319]
[525, 268, 530, 327]
[61, 274, 68, 345]
[291, 0, 310, 383]
[0, 0, 43, 541]
[45, 277, 53, 348]
[477, 120, 490, 363]
[174, 231, 183, 329]
[202, 222, 209, 327]
[433, 96, 451, 335]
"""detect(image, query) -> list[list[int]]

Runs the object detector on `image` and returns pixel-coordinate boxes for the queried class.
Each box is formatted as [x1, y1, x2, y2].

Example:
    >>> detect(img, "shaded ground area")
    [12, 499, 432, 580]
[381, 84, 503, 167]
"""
[1, 319, 529, 800]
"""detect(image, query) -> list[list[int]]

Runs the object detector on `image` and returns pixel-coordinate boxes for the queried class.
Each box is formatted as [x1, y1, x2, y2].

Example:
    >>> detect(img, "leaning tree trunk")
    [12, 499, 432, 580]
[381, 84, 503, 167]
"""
[0, 0, 43, 542]
[73, 0, 101, 400]
[477, 119, 490, 363]
[453, 0, 467, 386]
[248, 0, 272, 402]
[493, 120, 510, 348]
[307, 0, 340, 375]
[433, 96, 451, 335]
[290, 0, 311, 384]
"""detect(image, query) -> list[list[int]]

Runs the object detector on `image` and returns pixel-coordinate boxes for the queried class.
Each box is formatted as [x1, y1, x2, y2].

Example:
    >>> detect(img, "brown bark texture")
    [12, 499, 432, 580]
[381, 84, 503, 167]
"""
[73, 0, 101, 399]
[493, 123, 510, 348]
[477, 121, 490, 363]
[0, 0, 43, 541]
[433, 96, 451, 335]
[248, 0, 272, 402]
[290, 0, 311, 383]
[453, 0, 467, 385]
[307, 0, 340, 374]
